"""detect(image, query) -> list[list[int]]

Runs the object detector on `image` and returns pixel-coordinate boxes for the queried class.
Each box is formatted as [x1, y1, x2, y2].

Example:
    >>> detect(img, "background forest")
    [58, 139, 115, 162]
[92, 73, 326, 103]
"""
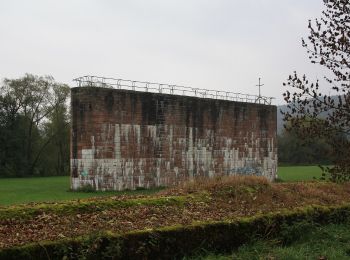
[0, 73, 327, 178]
[0, 74, 70, 177]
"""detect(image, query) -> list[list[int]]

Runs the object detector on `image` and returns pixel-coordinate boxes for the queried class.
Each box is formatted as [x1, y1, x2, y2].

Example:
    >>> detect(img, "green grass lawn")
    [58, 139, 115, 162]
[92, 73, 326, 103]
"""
[0, 166, 323, 206]
[277, 165, 324, 182]
[0, 176, 162, 206]
[197, 222, 350, 260]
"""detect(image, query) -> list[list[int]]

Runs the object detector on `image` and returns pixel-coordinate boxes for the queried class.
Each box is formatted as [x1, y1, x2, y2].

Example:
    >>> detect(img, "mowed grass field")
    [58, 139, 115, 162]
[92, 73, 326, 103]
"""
[0, 166, 323, 206]
[198, 222, 350, 260]
[277, 165, 323, 181]
[0, 176, 161, 206]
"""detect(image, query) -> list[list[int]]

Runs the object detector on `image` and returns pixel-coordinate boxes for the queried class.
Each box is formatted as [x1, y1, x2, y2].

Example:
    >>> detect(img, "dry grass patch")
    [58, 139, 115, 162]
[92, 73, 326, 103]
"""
[162, 175, 270, 195]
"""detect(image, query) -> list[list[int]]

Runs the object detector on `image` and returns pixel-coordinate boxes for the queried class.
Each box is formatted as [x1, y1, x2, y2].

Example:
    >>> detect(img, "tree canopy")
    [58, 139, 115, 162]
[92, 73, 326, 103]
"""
[0, 74, 70, 177]
[282, 0, 350, 181]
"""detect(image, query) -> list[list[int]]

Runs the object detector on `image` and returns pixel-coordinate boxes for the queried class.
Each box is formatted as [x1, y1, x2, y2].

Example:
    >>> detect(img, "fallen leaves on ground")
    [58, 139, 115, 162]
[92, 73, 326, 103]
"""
[1, 176, 350, 249]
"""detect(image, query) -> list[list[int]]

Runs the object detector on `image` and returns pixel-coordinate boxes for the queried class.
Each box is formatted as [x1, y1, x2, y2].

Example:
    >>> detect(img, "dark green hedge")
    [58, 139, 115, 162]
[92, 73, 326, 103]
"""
[1, 204, 350, 259]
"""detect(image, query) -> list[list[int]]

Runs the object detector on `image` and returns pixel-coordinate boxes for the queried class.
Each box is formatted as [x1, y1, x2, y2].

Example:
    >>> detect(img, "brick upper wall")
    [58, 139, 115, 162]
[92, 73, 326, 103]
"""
[71, 87, 277, 191]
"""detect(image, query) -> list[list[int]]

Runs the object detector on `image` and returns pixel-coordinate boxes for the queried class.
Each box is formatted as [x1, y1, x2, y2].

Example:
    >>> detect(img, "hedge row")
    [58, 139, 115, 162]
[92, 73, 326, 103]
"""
[1, 204, 350, 259]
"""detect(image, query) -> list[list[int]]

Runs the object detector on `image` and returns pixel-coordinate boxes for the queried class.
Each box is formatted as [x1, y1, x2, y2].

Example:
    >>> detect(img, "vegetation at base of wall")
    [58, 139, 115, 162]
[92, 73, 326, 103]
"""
[1, 204, 350, 259]
[73, 184, 97, 193]
[0, 174, 349, 221]
[0, 166, 329, 206]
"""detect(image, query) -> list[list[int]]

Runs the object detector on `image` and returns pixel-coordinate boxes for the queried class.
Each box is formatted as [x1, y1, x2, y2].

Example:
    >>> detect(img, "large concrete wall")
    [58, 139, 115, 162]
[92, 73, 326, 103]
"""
[71, 87, 277, 191]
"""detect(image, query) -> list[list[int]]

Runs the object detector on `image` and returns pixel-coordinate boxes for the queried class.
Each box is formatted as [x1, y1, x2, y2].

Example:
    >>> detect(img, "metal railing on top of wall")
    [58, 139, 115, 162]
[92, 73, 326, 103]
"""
[73, 75, 274, 105]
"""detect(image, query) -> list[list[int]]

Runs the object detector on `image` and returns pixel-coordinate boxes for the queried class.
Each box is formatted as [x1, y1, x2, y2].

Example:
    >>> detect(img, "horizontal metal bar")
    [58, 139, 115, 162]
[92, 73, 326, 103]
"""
[73, 75, 274, 105]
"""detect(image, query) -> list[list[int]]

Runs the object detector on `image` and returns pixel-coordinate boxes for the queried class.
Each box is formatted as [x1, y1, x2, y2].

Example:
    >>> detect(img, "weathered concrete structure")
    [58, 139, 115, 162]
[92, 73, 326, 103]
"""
[71, 78, 277, 191]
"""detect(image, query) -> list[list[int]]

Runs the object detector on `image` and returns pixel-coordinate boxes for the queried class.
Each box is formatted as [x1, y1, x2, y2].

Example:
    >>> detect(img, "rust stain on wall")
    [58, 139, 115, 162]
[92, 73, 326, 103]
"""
[71, 87, 277, 191]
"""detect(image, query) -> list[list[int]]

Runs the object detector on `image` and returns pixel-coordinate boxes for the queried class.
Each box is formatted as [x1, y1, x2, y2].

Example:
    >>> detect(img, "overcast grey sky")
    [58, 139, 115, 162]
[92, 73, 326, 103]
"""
[0, 0, 326, 104]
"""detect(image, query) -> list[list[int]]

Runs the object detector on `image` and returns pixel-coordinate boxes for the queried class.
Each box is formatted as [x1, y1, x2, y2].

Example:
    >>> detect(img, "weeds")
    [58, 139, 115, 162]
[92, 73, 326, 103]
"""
[162, 175, 270, 195]
[75, 184, 96, 193]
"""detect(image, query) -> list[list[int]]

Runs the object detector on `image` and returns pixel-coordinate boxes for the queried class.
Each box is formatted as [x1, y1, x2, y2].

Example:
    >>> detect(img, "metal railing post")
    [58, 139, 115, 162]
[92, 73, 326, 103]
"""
[72, 76, 274, 105]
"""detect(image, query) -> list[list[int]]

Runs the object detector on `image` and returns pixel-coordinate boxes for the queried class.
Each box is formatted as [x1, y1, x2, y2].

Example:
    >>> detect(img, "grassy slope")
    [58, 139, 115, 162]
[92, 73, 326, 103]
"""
[1, 175, 350, 250]
[199, 222, 350, 260]
[0, 166, 323, 205]
[0, 176, 161, 206]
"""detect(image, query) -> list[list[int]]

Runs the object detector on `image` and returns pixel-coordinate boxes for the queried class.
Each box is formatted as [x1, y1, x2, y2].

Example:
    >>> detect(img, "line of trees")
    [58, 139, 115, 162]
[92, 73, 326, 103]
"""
[0, 74, 70, 177]
[278, 128, 332, 166]
[282, 0, 350, 181]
